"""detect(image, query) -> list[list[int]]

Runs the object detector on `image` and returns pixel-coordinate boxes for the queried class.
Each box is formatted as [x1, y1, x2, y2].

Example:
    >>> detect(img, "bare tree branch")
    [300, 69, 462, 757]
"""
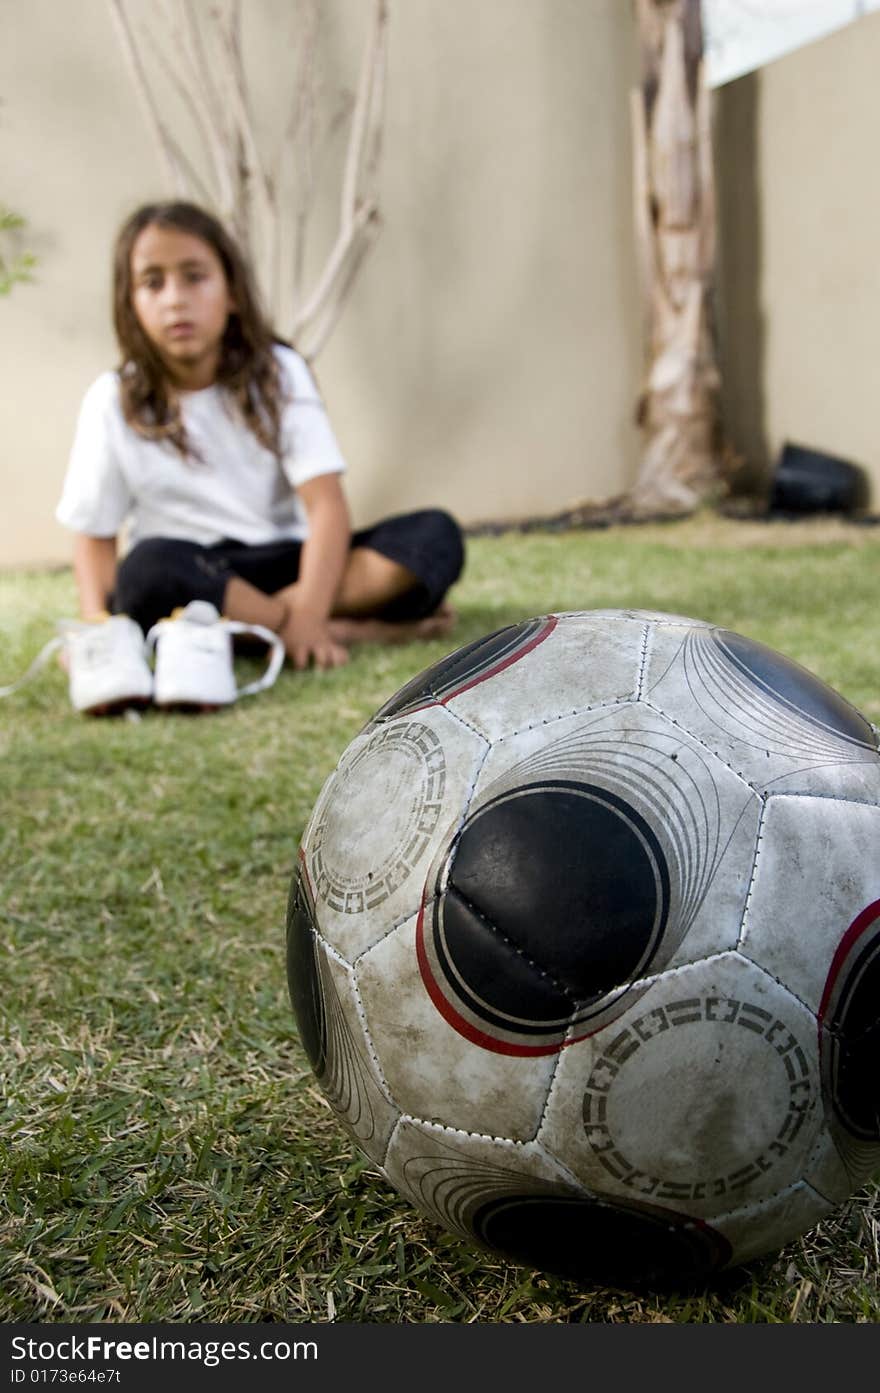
[297, 207, 381, 361]
[169, 0, 237, 215]
[110, 0, 388, 355]
[279, 0, 319, 322]
[341, 0, 388, 233]
[107, 0, 187, 194]
[293, 199, 378, 340]
[142, 23, 226, 201]
[214, 6, 277, 296]
[180, 0, 227, 142]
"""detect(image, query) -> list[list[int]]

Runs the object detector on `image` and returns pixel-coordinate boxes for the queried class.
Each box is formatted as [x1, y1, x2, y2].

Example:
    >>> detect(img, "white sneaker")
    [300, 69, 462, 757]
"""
[146, 601, 285, 711]
[1, 613, 154, 715]
[65, 614, 154, 714]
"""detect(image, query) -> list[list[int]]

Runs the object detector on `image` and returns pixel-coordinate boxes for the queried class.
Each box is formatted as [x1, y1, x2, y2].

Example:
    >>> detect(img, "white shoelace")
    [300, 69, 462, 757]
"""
[144, 615, 285, 698]
[0, 633, 65, 698]
[0, 619, 123, 700]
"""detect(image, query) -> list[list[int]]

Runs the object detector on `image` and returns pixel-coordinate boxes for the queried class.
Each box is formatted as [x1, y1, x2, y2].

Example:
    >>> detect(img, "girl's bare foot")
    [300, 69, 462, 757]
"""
[329, 604, 457, 647]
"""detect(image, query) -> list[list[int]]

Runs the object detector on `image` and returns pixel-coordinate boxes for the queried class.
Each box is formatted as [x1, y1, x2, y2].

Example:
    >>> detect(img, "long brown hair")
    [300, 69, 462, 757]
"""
[113, 201, 285, 458]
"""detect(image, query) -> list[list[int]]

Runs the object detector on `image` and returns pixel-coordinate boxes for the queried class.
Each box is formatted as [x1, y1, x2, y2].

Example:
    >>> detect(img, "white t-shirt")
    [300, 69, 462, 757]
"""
[56, 345, 346, 548]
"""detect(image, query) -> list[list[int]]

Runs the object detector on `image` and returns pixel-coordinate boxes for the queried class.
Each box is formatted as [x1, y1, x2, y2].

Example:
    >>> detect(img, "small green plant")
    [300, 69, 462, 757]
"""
[0, 204, 37, 296]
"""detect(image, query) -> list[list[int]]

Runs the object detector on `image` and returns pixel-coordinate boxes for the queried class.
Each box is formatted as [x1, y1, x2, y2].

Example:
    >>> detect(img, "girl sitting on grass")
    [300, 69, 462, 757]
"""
[55, 200, 463, 707]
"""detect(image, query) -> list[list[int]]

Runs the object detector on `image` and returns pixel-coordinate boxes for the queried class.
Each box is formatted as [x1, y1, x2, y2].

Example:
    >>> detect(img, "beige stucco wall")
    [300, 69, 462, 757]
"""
[715, 8, 880, 505]
[0, 0, 642, 570]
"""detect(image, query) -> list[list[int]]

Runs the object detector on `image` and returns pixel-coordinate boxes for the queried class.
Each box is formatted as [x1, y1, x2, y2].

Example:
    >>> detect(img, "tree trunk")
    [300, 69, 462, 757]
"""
[629, 0, 724, 516]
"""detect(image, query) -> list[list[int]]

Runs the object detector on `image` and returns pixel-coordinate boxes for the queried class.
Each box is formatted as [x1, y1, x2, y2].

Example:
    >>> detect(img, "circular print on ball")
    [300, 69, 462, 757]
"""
[419, 780, 671, 1054]
[309, 721, 447, 916]
[581, 992, 818, 1204]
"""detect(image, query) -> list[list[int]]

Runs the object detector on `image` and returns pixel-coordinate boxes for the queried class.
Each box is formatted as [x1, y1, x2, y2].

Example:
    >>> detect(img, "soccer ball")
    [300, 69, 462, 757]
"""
[286, 610, 880, 1286]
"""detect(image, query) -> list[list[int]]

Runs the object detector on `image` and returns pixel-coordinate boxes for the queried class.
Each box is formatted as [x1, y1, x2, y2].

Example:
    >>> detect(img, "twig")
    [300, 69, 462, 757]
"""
[283, 0, 319, 322]
[341, 0, 388, 234]
[142, 25, 224, 208]
[107, 0, 387, 356]
[297, 208, 381, 360]
[168, 0, 237, 216]
[107, 0, 187, 194]
[293, 198, 376, 340]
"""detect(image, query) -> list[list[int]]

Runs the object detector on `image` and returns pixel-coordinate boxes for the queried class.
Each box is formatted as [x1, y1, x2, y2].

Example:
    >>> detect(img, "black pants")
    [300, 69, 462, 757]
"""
[113, 508, 465, 635]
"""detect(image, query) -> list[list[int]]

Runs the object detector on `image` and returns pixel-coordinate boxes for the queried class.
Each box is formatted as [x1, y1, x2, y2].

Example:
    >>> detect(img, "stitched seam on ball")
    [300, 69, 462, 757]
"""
[348, 894, 439, 969]
[628, 946, 758, 994]
[632, 945, 821, 1026]
[755, 790, 880, 808]
[640, 697, 880, 789]
[458, 731, 494, 826]
[636, 621, 651, 700]
[348, 968, 399, 1109]
[424, 713, 494, 855]
[640, 696, 759, 794]
[381, 1113, 404, 1170]
[309, 937, 400, 1146]
[532, 1047, 567, 1144]
[448, 882, 579, 1010]
[735, 946, 827, 1027]
[492, 696, 635, 744]
[313, 914, 406, 969]
[800, 1175, 841, 1208]
[319, 936, 355, 970]
[399, 1113, 530, 1146]
[640, 629, 690, 697]
[535, 1140, 587, 1193]
[441, 703, 495, 745]
[736, 795, 768, 953]
[689, 1179, 814, 1229]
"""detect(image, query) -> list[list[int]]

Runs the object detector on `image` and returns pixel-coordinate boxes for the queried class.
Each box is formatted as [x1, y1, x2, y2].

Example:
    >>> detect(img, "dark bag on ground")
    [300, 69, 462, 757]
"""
[769, 442, 868, 515]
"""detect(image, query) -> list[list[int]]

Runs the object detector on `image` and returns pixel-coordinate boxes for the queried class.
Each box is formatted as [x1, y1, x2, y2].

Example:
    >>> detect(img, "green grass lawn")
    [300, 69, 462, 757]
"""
[1, 514, 878, 1324]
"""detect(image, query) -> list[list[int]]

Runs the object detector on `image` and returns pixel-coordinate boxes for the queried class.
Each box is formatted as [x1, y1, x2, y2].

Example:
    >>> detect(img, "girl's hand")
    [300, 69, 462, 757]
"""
[279, 475, 351, 670]
[281, 607, 348, 671]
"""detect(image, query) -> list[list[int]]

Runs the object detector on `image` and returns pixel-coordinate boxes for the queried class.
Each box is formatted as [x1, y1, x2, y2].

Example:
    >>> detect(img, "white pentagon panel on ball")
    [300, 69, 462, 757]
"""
[284, 895, 400, 1169]
[383, 1117, 577, 1243]
[355, 912, 558, 1141]
[464, 702, 640, 795]
[300, 707, 487, 962]
[539, 953, 822, 1224]
[440, 611, 644, 742]
[709, 1184, 836, 1268]
[659, 747, 762, 968]
[740, 795, 880, 1013]
[642, 621, 880, 801]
